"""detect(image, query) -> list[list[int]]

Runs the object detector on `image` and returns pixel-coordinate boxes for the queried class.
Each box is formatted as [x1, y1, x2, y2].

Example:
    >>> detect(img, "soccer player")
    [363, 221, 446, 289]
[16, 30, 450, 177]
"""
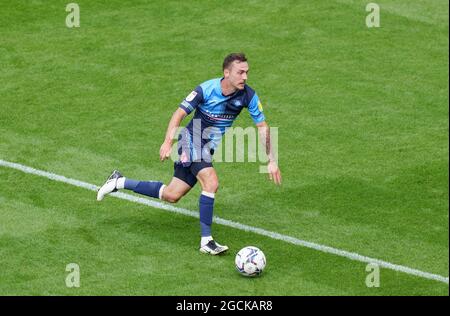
[97, 53, 282, 255]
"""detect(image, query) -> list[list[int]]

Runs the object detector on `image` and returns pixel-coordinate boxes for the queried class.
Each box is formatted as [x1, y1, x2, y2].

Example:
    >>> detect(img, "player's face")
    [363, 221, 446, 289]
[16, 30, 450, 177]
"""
[225, 61, 249, 90]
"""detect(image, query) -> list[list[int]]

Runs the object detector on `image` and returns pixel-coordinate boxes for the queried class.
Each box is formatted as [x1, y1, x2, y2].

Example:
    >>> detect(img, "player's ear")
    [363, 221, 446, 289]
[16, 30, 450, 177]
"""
[223, 68, 230, 78]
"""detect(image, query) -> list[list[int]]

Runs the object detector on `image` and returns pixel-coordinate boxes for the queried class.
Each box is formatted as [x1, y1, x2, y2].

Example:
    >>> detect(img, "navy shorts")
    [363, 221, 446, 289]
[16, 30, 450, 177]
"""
[174, 129, 214, 187]
[173, 161, 213, 187]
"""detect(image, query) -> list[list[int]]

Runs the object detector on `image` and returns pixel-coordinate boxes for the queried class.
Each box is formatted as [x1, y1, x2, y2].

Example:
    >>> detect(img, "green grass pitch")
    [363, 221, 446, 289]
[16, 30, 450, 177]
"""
[0, 0, 448, 295]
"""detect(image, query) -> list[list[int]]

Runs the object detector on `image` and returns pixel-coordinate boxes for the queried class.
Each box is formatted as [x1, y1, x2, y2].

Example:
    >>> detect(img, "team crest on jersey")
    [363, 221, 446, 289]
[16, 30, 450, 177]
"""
[185, 91, 197, 102]
[258, 101, 264, 111]
[232, 99, 242, 107]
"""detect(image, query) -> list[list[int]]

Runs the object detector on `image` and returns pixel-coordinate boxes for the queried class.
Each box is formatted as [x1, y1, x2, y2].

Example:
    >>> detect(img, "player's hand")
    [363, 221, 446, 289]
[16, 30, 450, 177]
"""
[159, 141, 172, 161]
[268, 161, 282, 185]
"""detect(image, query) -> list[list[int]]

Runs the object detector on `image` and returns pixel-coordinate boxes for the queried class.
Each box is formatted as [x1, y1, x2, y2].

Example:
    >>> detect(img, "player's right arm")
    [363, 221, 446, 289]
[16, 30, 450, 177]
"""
[159, 108, 187, 161]
[159, 86, 204, 161]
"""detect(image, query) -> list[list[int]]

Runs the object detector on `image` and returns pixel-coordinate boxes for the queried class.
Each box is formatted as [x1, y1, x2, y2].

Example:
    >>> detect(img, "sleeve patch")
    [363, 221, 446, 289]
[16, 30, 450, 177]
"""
[258, 101, 264, 112]
[185, 91, 198, 102]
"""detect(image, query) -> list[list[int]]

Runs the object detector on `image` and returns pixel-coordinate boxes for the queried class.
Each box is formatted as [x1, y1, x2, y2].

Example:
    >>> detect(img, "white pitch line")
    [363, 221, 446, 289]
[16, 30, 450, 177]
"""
[1, 159, 448, 285]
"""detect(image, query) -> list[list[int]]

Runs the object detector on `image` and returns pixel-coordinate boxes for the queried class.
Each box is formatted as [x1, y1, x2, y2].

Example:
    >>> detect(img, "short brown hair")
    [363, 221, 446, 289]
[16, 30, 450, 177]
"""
[223, 53, 247, 70]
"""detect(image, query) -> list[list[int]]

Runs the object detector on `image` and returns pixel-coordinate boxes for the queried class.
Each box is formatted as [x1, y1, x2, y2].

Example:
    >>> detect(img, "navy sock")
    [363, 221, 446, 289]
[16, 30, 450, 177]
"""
[199, 193, 215, 237]
[124, 179, 139, 190]
[132, 181, 163, 199]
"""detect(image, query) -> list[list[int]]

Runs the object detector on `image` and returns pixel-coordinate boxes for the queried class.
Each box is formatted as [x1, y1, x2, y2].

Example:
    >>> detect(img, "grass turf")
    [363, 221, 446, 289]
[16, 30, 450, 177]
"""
[0, 168, 448, 295]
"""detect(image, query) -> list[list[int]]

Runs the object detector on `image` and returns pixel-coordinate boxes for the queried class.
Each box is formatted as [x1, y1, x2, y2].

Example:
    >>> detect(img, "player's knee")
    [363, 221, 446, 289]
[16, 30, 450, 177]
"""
[204, 179, 219, 193]
[167, 195, 181, 203]
[172, 197, 181, 204]
[163, 190, 183, 203]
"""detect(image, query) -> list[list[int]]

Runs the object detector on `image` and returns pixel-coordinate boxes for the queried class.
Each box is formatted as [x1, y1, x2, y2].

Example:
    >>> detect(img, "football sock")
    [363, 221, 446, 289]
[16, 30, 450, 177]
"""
[199, 191, 215, 239]
[116, 177, 126, 190]
[127, 180, 164, 200]
[123, 178, 139, 190]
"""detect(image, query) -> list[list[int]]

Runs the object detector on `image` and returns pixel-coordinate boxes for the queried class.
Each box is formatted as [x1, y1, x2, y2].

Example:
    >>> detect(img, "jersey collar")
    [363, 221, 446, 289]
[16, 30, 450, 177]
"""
[219, 77, 239, 97]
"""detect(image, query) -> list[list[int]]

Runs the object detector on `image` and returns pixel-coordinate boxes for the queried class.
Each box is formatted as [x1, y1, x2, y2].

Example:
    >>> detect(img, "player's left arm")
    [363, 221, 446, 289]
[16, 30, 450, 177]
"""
[256, 121, 282, 185]
[247, 92, 281, 185]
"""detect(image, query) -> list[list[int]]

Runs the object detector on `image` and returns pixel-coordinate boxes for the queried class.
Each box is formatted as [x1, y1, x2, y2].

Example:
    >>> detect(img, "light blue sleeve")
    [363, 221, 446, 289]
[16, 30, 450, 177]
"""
[247, 93, 265, 124]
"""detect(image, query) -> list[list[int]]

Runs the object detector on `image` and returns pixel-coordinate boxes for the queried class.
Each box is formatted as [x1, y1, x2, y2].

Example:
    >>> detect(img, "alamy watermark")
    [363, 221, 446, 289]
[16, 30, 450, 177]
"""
[65, 263, 80, 288]
[167, 120, 278, 173]
[366, 3, 380, 28]
[365, 263, 380, 287]
[66, 3, 80, 28]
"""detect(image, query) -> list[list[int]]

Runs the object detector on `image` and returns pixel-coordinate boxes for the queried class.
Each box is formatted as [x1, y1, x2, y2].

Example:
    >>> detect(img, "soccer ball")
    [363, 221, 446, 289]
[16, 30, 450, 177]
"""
[235, 246, 266, 277]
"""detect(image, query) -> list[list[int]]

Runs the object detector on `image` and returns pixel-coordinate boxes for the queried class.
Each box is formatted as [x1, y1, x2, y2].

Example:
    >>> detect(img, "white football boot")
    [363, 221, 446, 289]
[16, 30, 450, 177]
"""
[199, 239, 229, 255]
[97, 170, 123, 201]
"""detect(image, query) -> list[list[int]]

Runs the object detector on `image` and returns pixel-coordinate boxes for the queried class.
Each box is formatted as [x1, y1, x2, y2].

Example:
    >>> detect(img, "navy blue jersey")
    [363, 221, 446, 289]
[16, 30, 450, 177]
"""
[178, 78, 265, 162]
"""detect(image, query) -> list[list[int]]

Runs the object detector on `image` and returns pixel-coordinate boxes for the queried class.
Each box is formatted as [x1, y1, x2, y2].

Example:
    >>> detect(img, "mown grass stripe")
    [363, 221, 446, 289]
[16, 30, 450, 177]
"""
[1, 158, 448, 285]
